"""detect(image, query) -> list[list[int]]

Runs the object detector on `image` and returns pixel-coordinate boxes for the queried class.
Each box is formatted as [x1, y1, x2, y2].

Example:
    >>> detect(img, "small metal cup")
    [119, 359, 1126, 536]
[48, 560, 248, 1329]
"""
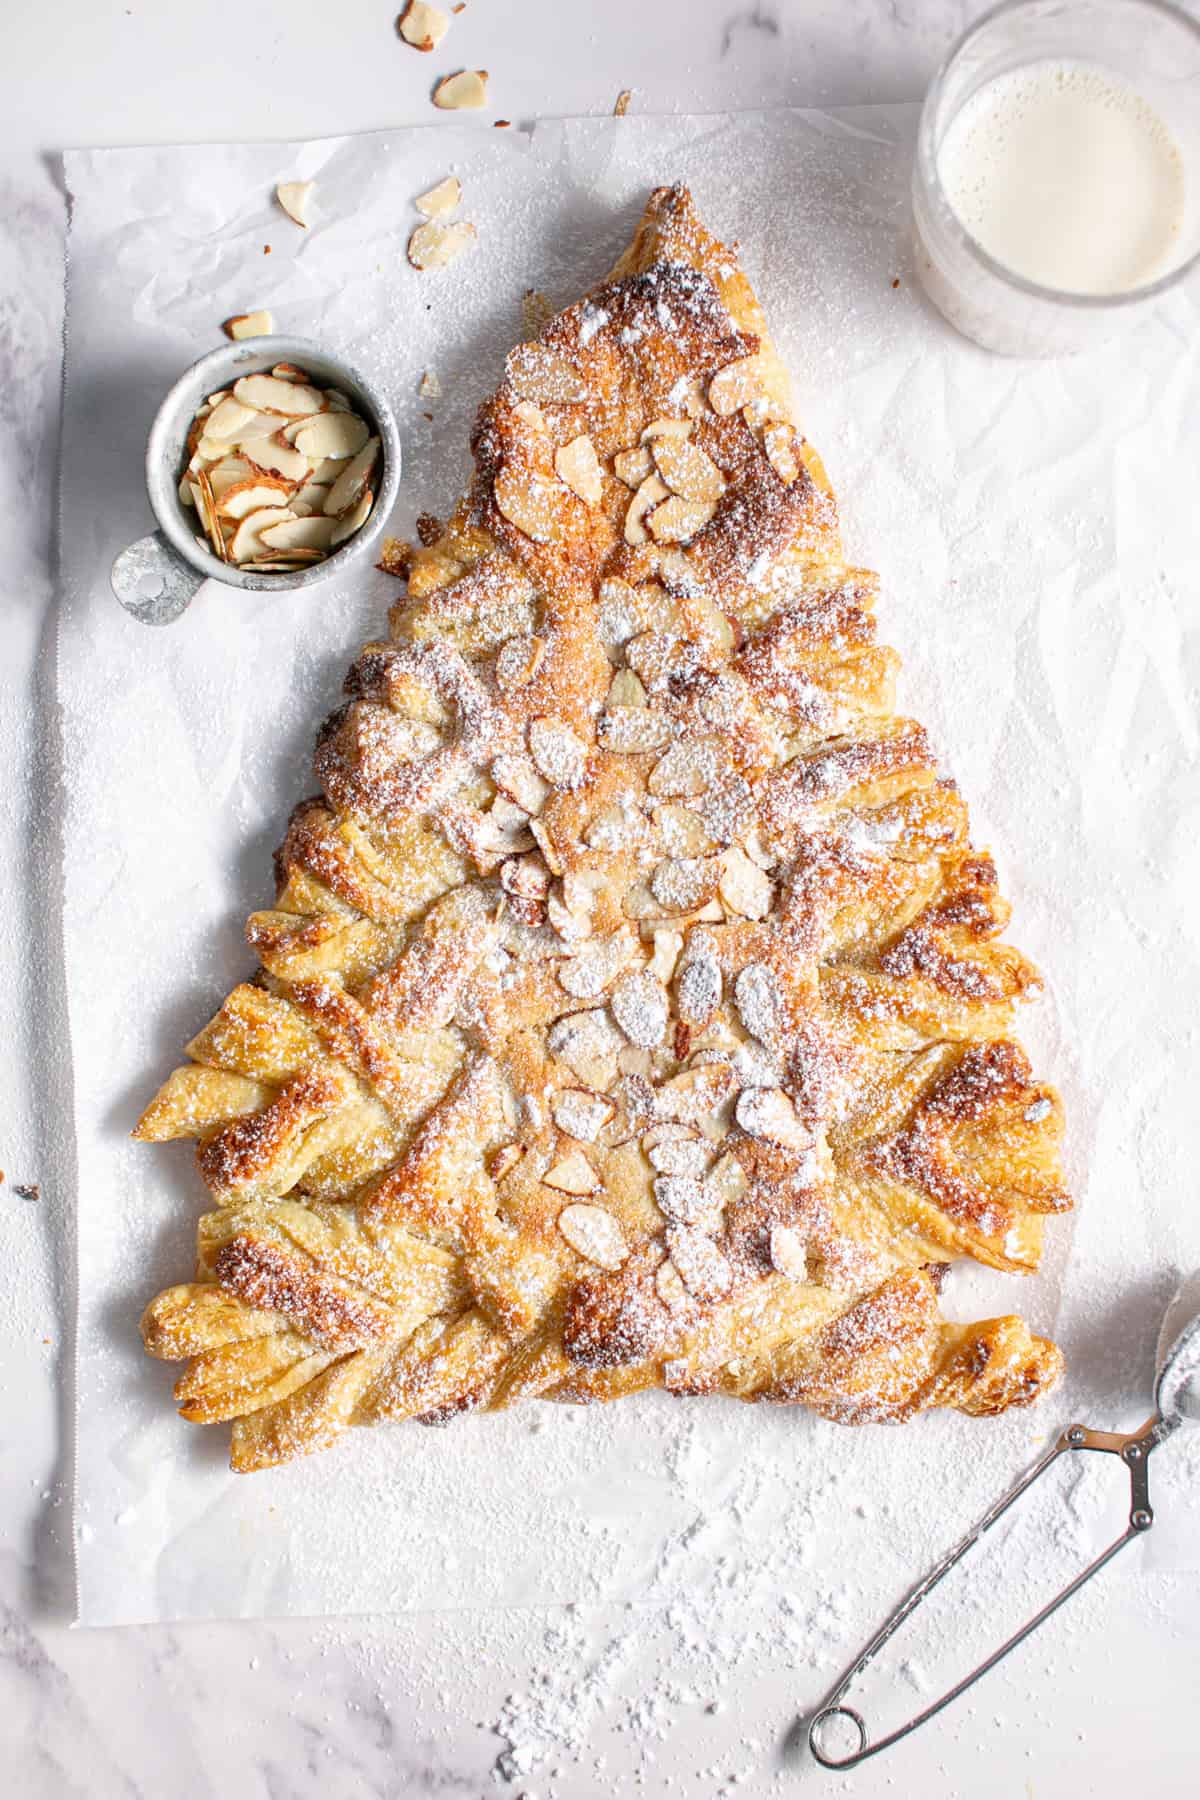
[110, 335, 402, 624]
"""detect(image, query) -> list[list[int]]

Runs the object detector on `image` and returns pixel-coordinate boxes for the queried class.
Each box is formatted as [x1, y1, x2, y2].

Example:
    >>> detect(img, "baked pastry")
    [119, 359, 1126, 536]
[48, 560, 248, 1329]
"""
[136, 186, 1070, 1473]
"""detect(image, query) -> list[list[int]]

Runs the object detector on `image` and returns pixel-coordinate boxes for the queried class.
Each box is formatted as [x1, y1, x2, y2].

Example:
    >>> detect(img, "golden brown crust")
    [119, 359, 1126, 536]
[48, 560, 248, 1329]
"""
[135, 184, 1070, 1471]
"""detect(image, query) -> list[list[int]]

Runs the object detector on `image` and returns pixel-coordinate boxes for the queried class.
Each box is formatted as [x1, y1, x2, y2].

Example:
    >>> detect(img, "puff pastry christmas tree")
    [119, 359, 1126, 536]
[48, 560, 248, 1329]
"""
[136, 186, 1070, 1472]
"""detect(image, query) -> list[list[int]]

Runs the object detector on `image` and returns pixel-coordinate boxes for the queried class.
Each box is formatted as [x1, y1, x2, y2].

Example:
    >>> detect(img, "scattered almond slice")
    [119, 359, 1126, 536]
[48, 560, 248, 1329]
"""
[233, 373, 324, 416]
[415, 175, 462, 219]
[408, 219, 478, 271]
[769, 1225, 808, 1280]
[613, 446, 653, 487]
[613, 89, 632, 117]
[507, 343, 585, 405]
[432, 69, 488, 109]
[229, 506, 296, 563]
[597, 708, 672, 754]
[651, 435, 726, 503]
[647, 495, 715, 544]
[419, 369, 441, 399]
[398, 0, 450, 51]
[555, 435, 603, 505]
[667, 1227, 732, 1302]
[551, 1089, 615, 1143]
[272, 363, 311, 384]
[294, 411, 370, 461]
[323, 437, 380, 516]
[624, 473, 670, 545]
[276, 181, 314, 228]
[655, 1258, 690, 1313]
[330, 486, 373, 546]
[641, 417, 693, 442]
[735, 1086, 813, 1153]
[223, 310, 274, 341]
[708, 356, 760, 415]
[610, 970, 669, 1049]
[217, 477, 297, 520]
[543, 1149, 600, 1196]
[764, 423, 800, 484]
[529, 717, 588, 791]
[492, 750, 550, 815]
[557, 930, 635, 1000]
[259, 513, 338, 552]
[495, 636, 546, 692]
[651, 855, 720, 913]
[720, 846, 775, 920]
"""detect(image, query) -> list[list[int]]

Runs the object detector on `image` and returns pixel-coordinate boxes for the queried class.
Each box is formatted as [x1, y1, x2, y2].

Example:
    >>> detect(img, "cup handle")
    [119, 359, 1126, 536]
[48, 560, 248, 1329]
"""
[111, 531, 206, 625]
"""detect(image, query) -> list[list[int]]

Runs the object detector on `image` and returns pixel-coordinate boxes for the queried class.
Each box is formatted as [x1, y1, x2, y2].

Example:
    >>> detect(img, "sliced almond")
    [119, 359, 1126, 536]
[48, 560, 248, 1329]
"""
[558, 929, 635, 1000]
[624, 473, 670, 546]
[735, 1086, 813, 1154]
[217, 477, 297, 520]
[419, 369, 441, 399]
[653, 804, 715, 858]
[330, 485, 374, 546]
[432, 69, 488, 110]
[529, 818, 564, 877]
[606, 670, 646, 709]
[192, 470, 225, 560]
[719, 846, 775, 920]
[641, 417, 694, 443]
[407, 219, 478, 271]
[208, 457, 254, 499]
[708, 356, 760, 416]
[493, 466, 563, 543]
[259, 513, 338, 552]
[651, 435, 726, 503]
[272, 363, 313, 384]
[552, 1089, 616, 1144]
[613, 446, 653, 487]
[543, 1149, 600, 1196]
[492, 751, 550, 815]
[648, 494, 715, 544]
[205, 398, 263, 442]
[506, 344, 585, 406]
[651, 855, 721, 914]
[475, 797, 535, 856]
[324, 437, 380, 516]
[707, 1151, 748, 1209]
[648, 738, 731, 799]
[764, 423, 800, 485]
[733, 963, 781, 1045]
[276, 181, 314, 228]
[291, 479, 331, 515]
[547, 1009, 624, 1089]
[415, 175, 462, 218]
[646, 1131, 710, 1178]
[398, 0, 450, 51]
[555, 435, 603, 506]
[598, 708, 673, 755]
[294, 411, 369, 462]
[675, 935, 722, 1028]
[233, 373, 324, 416]
[229, 507, 297, 563]
[769, 1225, 809, 1280]
[223, 310, 274, 341]
[245, 553, 325, 570]
[655, 1258, 690, 1314]
[529, 717, 588, 791]
[613, 88, 632, 117]
[654, 1175, 718, 1228]
[490, 1143, 525, 1183]
[324, 388, 353, 411]
[610, 970, 669, 1049]
[239, 438, 311, 483]
[667, 1227, 732, 1302]
[646, 927, 683, 984]
[557, 1202, 627, 1271]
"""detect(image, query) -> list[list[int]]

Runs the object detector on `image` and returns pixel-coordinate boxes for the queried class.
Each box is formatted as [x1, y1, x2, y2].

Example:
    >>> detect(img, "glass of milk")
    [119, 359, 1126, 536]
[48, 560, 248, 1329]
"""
[912, 0, 1200, 355]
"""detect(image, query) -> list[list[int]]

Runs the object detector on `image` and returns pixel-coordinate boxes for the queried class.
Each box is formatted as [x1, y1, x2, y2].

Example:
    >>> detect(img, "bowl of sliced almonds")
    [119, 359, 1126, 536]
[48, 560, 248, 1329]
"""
[111, 335, 401, 624]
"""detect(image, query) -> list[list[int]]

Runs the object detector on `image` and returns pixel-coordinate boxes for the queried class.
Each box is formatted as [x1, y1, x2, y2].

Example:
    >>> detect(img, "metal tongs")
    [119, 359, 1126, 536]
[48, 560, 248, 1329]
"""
[807, 1275, 1200, 1770]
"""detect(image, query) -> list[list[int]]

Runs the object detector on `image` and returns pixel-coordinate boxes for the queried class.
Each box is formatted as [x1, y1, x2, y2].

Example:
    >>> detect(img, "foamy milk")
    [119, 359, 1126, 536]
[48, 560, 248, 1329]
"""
[938, 62, 1186, 295]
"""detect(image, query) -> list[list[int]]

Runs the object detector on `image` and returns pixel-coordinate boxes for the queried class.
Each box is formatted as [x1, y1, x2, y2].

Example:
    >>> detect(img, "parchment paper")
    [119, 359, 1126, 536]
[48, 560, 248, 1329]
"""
[62, 108, 1200, 1627]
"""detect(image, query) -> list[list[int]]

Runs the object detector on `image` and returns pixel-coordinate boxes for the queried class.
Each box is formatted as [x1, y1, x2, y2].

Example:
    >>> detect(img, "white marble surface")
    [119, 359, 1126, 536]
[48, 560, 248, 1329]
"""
[2, 3, 1197, 1796]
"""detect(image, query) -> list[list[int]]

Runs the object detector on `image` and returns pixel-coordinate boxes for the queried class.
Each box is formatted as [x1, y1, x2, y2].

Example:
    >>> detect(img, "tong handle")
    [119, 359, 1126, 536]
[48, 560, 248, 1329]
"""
[808, 1416, 1164, 1771]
